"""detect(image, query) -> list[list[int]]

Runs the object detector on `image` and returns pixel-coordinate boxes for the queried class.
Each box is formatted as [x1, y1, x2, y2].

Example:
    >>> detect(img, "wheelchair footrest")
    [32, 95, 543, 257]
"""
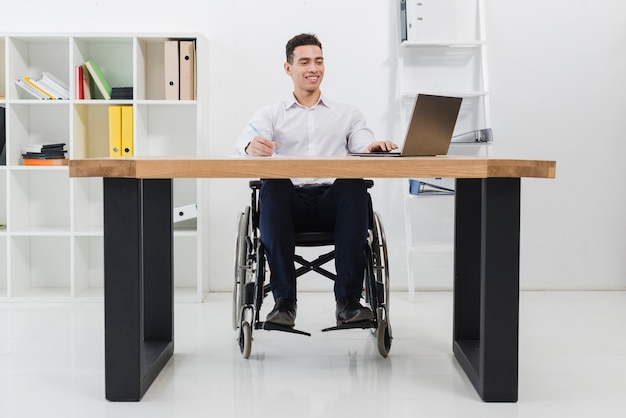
[321, 319, 376, 332]
[257, 321, 312, 336]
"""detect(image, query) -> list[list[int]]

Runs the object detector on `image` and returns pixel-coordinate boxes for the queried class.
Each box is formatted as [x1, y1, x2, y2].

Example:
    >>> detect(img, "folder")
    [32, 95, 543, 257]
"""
[121, 106, 134, 156]
[179, 40, 195, 100]
[108, 106, 122, 156]
[164, 40, 179, 100]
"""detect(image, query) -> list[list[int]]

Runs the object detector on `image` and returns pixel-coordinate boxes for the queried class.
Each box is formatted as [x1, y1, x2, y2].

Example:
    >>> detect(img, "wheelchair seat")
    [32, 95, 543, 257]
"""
[233, 179, 392, 359]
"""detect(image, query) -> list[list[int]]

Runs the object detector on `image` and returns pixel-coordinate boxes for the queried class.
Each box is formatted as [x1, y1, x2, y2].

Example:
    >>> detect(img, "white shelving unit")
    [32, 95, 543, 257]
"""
[398, 0, 491, 300]
[0, 33, 208, 302]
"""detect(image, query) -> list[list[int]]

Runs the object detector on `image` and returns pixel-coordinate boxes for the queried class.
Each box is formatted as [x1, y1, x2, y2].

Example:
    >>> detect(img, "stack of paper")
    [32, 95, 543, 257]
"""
[15, 72, 70, 100]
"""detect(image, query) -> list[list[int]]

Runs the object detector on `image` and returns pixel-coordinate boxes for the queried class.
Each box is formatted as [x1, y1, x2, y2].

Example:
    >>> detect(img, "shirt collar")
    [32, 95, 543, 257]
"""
[284, 92, 331, 110]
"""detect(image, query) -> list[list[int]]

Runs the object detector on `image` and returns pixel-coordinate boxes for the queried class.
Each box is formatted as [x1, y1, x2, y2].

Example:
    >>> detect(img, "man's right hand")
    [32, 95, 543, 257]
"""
[245, 136, 278, 156]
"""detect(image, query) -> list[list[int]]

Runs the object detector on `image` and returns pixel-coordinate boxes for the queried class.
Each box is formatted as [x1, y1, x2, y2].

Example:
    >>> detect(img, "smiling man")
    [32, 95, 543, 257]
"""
[236, 33, 396, 329]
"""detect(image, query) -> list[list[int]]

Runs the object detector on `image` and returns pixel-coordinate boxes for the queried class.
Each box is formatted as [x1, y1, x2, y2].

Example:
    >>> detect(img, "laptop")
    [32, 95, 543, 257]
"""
[350, 94, 462, 157]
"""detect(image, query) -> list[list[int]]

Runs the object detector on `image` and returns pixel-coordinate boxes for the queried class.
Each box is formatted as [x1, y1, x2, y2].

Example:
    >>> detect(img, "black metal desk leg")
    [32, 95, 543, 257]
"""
[453, 178, 520, 402]
[103, 178, 174, 401]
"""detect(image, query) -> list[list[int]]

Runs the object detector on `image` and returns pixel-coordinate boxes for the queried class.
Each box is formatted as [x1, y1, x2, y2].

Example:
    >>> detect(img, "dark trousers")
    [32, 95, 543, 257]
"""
[259, 179, 369, 302]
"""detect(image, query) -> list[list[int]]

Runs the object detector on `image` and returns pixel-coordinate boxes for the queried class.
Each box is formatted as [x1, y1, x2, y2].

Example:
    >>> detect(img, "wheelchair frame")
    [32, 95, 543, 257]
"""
[232, 180, 392, 358]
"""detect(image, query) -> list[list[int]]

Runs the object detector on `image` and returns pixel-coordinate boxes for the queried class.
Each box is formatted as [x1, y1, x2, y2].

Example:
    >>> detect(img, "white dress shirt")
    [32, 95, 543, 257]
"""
[235, 93, 376, 185]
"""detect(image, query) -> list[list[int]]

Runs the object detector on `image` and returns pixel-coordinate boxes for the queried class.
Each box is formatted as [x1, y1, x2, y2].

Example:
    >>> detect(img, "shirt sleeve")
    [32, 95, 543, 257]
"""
[235, 106, 275, 156]
[347, 107, 376, 153]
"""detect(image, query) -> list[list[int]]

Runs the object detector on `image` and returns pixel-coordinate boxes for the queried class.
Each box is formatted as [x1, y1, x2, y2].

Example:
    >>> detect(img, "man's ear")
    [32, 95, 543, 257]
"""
[284, 62, 292, 76]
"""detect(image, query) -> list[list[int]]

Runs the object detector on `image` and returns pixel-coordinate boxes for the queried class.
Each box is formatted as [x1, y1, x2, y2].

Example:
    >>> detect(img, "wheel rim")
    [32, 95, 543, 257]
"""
[232, 207, 251, 330]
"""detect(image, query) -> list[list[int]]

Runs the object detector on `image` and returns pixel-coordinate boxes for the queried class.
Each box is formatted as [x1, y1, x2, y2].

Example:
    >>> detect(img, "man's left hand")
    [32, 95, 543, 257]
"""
[365, 141, 398, 153]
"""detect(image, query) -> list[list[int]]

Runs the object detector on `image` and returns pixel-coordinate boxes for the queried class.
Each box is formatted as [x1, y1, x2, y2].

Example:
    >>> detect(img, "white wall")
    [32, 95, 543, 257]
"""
[4, 0, 625, 291]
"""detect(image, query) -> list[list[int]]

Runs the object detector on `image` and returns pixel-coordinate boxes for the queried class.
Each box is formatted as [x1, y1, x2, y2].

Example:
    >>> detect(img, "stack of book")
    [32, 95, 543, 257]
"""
[22, 143, 68, 166]
[75, 60, 132, 100]
[81, 60, 112, 100]
[14, 72, 70, 100]
[111, 87, 133, 100]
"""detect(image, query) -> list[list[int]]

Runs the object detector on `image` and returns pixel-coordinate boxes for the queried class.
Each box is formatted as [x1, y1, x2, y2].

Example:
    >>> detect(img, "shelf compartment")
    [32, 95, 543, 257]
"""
[72, 103, 111, 159]
[0, 37, 6, 99]
[137, 37, 197, 101]
[72, 235, 103, 299]
[400, 46, 486, 95]
[173, 234, 201, 301]
[0, 169, 6, 228]
[9, 235, 71, 299]
[72, 177, 103, 234]
[134, 103, 198, 156]
[72, 37, 133, 100]
[7, 36, 70, 101]
[9, 169, 70, 233]
[0, 236, 6, 297]
[7, 102, 70, 166]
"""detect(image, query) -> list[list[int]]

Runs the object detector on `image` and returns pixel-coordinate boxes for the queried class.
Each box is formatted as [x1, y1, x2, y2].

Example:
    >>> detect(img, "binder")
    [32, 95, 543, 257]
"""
[85, 60, 112, 100]
[164, 40, 179, 100]
[400, 0, 408, 42]
[108, 106, 122, 156]
[121, 106, 134, 156]
[179, 40, 195, 100]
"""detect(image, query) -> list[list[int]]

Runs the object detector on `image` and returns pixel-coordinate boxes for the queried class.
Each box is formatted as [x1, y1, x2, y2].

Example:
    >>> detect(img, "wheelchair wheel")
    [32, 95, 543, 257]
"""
[232, 206, 252, 330]
[372, 211, 392, 356]
[239, 320, 252, 359]
[372, 211, 390, 310]
[376, 307, 392, 358]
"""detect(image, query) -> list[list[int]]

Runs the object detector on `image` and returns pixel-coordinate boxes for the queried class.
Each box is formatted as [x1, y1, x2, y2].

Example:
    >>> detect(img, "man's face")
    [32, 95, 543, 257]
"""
[284, 45, 324, 93]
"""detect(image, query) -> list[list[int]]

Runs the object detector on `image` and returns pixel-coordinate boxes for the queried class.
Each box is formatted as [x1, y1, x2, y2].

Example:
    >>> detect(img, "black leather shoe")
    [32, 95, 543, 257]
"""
[266, 297, 297, 327]
[336, 298, 374, 324]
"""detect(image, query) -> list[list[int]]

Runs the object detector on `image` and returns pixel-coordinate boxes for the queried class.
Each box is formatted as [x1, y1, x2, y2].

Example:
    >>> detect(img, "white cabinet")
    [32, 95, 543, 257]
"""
[0, 33, 208, 301]
[398, 1, 490, 300]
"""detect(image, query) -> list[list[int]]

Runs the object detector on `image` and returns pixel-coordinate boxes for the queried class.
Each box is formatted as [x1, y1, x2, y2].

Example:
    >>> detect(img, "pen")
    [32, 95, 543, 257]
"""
[248, 123, 262, 137]
[249, 123, 278, 155]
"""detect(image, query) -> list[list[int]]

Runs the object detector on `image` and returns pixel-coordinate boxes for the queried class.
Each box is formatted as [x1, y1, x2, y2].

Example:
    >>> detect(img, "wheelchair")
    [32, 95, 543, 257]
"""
[232, 179, 392, 359]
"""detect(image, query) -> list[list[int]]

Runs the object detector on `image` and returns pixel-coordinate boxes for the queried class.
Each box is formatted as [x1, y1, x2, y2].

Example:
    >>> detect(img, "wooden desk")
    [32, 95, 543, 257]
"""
[69, 156, 556, 402]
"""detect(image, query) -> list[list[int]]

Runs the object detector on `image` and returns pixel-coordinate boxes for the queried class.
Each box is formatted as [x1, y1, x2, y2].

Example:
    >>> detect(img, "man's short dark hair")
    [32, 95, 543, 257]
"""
[286, 33, 322, 64]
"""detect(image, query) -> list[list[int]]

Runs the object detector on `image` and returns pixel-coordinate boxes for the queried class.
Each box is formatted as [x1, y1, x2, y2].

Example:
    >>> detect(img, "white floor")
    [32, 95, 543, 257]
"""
[1, 291, 626, 418]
